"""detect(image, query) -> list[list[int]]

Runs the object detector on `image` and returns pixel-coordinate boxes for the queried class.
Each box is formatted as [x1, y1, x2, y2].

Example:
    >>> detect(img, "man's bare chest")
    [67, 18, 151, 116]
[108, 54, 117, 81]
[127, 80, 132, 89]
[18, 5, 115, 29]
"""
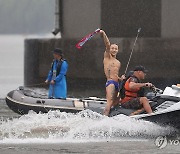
[104, 59, 120, 68]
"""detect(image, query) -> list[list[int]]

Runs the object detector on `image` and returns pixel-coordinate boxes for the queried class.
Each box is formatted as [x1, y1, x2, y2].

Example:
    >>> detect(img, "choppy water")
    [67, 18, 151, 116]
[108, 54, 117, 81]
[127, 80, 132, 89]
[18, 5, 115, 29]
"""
[0, 109, 175, 142]
[0, 102, 179, 153]
[0, 35, 179, 153]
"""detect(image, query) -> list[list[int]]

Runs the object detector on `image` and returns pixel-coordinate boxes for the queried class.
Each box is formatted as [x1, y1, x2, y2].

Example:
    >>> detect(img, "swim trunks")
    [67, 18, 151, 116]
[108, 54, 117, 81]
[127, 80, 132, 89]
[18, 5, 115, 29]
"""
[105, 80, 119, 91]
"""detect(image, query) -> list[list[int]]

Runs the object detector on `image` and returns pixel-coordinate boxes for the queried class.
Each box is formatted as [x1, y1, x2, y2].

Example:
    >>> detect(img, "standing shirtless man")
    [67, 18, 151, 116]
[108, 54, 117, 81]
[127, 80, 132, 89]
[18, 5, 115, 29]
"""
[100, 30, 124, 116]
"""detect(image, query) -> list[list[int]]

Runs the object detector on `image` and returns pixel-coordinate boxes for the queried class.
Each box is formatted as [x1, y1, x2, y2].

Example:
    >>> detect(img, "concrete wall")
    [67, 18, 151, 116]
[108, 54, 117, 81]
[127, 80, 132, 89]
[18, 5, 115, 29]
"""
[161, 0, 180, 38]
[61, 0, 180, 38]
[62, 0, 101, 38]
[101, 0, 161, 37]
[24, 38, 63, 85]
[62, 0, 162, 38]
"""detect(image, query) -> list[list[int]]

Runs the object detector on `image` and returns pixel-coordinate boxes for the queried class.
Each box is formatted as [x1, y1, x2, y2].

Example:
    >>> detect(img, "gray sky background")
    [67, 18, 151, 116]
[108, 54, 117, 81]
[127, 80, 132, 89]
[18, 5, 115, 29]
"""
[0, 0, 55, 34]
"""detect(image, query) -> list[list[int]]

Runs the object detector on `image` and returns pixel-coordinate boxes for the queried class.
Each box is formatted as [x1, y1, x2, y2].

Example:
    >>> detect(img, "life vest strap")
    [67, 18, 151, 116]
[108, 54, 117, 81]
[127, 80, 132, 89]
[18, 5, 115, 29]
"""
[125, 95, 137, 98]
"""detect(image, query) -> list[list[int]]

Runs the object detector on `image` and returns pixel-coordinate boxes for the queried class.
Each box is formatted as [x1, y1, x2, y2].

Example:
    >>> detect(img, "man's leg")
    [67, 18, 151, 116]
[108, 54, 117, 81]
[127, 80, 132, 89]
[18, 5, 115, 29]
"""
[104, 84, 116, 116]
[139, 97, 152, 113]
[113, 93, 120, 106]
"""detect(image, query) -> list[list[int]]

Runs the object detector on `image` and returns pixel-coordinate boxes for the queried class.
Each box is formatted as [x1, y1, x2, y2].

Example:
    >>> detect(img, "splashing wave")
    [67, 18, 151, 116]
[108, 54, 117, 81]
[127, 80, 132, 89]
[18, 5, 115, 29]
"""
[0, 110, 175, 143]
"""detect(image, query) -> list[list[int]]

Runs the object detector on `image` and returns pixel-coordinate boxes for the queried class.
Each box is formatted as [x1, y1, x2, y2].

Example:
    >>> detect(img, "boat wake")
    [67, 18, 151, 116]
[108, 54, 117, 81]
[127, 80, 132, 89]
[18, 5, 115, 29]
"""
[0, 110, 176, 143]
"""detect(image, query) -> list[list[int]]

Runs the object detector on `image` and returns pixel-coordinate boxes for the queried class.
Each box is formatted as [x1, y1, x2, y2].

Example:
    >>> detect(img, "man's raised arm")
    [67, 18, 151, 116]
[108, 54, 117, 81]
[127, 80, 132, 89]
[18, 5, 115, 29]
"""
[100, 30, 111, 57]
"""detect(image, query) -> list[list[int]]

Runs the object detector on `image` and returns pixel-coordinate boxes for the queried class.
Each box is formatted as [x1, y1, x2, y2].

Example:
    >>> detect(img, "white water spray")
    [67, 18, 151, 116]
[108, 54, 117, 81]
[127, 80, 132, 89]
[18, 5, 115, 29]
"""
[0, 110, 175, 143]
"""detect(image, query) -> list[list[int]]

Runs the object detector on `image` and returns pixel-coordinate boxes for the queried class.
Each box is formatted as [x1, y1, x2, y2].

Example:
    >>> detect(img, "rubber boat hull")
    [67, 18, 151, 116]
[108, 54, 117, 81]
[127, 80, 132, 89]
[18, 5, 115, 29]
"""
[6, 90, 105, 115]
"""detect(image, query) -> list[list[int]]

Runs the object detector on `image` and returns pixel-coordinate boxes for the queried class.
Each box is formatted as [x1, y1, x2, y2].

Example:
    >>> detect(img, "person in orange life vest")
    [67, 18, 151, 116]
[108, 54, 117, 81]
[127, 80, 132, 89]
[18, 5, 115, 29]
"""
[120, 66, 153, 114]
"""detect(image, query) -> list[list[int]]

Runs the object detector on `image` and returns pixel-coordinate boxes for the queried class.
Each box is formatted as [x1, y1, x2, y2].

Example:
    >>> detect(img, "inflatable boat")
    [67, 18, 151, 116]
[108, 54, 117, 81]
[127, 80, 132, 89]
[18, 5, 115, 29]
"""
[6, 85, 180, 129]
[5, 87, 106, 115]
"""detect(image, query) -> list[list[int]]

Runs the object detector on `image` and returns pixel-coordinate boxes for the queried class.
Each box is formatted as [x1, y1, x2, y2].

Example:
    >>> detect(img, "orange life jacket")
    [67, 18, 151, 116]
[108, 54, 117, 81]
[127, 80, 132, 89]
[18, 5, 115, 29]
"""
[121, 76, 140, 103]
